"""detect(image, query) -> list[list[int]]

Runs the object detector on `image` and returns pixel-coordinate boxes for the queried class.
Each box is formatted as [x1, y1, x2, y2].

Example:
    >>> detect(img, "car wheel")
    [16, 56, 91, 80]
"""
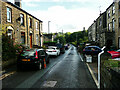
[42, 61, 45, 69]
[46, 58, 50, 64]
[55, 53, 58, 57]
[17, 63, 22, 70]
[37, 62, 42, 70]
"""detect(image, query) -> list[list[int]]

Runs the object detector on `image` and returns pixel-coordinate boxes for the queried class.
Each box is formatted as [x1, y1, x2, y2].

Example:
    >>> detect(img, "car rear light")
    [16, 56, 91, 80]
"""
[46, 50, 48, 52]
[26, 50, 30, 51]
[35, 51, 38, 59]
[53, 50, 56, 52]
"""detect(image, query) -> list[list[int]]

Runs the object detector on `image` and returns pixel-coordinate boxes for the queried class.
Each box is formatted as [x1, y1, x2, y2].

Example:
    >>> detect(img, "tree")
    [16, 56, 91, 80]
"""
[54, 35, 66, 45]
[64, 30, 88, 46]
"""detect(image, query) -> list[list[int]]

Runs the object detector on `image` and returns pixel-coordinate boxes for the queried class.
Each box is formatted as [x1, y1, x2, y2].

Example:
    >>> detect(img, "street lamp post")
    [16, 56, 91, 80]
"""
[48, 21, 51, 34]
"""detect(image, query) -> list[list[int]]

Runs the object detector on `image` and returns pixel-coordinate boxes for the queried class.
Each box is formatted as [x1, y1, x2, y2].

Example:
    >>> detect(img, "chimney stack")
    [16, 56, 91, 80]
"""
[14, 0, 22, 8]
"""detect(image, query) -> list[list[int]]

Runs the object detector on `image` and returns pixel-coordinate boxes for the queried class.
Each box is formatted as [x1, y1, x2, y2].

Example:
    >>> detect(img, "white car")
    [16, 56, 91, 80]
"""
[46, 46, 60, 56]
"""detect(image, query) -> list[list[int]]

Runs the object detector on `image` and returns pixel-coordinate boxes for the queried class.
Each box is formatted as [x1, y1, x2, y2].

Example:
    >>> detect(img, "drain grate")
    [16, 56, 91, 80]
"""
[43, 81, 57, 87]
[68, 53, 74, 55]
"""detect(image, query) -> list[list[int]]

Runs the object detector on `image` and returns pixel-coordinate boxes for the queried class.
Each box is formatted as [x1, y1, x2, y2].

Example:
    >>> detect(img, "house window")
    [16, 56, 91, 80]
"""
[108, 23, 111, 31]
[36, 34, 39, 45]
[7, 7, 12, 22]
[36, 21, 38, 30]
[112, 18, 115, 31]
[40, 23, 42, 31]
[112, 4, 115, 15]
[99, 18, 102, 26]
[29, 18, 32, 28]
[119, 18, 120, 27]
[7, 30, 12, 39]
[108, 10, 110, 18]
[20, 14, 24, 26]
[21, 32, 25, 44]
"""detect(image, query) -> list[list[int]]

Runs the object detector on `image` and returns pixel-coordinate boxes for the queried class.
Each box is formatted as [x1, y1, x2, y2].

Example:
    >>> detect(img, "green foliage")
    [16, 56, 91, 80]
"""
[43, 41, 57, 46]
[64, 30, 88, 46]
[2, 34, 23, 61]
[42, 45, 47, 50]
[77, 44, 85, 53]
[54, 35, 66, 45]
[44, 41, 57, 43]
[104, 59, 120, 68]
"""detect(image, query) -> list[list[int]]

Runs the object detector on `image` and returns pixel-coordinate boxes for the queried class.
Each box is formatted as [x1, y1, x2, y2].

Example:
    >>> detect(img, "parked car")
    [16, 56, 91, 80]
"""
[83, 46, 102, 55]
[46, 46, 60, 56]
[107, 49, 120, 59]
[60, 45, 65, 53]
[17, 48, 50, 70]
[64, 44, 69, 50]
[56, 44, 65, 54]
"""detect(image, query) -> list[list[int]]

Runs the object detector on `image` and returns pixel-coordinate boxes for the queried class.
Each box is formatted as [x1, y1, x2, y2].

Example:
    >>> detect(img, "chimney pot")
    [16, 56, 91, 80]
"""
[14, 0, 21, 8]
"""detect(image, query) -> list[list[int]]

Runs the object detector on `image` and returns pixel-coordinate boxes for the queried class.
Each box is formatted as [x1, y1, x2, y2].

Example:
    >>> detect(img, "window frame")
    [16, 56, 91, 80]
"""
[36, 21, 38, 31]
[112, 4, 115, 15]
[36, 34, 39, 45]
[112, 18, 115, 31]
[108, 23, 111, 31]
[29, 18, 32, 28]
[21, 32, 25, 44]
[20, 13, 24, 26]
[7, 7, 12, 23]
[108, 9, 110, 18]
[7, 29, 13, 39]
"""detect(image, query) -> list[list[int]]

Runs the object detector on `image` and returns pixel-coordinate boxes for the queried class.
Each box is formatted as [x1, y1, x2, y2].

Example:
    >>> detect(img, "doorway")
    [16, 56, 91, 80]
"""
[30, 34, 32, 49]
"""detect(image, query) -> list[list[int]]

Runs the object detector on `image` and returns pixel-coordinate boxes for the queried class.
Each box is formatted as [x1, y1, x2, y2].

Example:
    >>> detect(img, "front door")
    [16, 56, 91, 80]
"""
[30, 34, 32, 49]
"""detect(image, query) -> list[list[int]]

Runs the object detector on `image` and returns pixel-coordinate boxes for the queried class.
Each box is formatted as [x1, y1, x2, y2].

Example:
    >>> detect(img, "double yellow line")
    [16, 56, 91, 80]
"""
[0, 71, 16, 80]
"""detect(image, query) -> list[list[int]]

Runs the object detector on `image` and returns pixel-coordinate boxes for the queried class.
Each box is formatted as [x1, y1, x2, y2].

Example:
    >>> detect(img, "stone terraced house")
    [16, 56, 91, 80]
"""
[1, 0, 43, 48]
[88, 1, 120, 49]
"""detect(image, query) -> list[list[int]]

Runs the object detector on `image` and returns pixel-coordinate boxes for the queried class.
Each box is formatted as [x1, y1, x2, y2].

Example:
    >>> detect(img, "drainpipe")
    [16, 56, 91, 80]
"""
[39, 21, 41, 47]
[26, 14, 28, 47]
[98, 46, 106, 89]
[33, 18, 34, 46]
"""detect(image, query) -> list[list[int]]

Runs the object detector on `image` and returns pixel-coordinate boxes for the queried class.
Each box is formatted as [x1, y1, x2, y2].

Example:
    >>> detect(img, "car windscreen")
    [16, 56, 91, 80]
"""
[48, 47, 55, 49]
[21, 51, 35, 56]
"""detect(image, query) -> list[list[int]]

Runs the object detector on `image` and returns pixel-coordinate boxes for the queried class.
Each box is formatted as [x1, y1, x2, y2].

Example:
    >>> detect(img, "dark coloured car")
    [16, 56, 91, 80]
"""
[60, 46, 65, 53]
[64, 44, 69, 50]
[83, 46, 102, 55]
[56, 44, 65, 54]
[17, 48, 50, 70]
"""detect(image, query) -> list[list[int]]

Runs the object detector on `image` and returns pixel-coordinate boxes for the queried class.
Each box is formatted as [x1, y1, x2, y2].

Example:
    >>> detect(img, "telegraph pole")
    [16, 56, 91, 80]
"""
[99, 6, 101, 14]
[48, 21, 50, 34]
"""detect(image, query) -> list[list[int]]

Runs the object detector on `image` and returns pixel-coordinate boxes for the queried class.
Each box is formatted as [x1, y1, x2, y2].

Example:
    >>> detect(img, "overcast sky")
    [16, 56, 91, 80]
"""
[8, 0, 113, 33]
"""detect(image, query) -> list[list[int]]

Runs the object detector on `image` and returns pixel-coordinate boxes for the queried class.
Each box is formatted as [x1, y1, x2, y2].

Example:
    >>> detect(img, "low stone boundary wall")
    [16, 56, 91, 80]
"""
[2, 58, 17, 69]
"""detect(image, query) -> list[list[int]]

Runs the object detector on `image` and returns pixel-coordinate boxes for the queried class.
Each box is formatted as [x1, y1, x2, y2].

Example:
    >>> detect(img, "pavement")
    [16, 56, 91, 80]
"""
[79, 53, 98, 88]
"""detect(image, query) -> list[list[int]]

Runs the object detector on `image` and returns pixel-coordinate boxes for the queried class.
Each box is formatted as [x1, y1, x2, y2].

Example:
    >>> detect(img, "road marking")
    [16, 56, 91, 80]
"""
[86, 63, 98, 88]
[79, 53, 98, 88]
[43, 81, 57, 87]
[78, 53, 83, 62]
[16, 48, 72, 88]
[0, 71, 16, 80]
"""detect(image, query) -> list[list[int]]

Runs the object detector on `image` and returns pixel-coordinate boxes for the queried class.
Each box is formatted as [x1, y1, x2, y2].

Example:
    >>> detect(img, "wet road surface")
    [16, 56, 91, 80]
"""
[2, 45, 97, 89]
[31, 46, 97, 88]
